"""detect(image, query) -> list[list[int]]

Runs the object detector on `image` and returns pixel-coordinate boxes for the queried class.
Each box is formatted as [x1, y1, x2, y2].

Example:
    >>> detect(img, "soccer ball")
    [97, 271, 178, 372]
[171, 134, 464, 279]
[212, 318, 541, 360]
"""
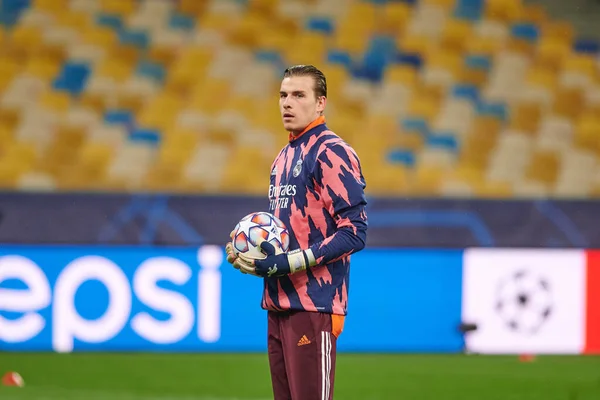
[230, 211, 290, 260]
[494, 269, 553, 335]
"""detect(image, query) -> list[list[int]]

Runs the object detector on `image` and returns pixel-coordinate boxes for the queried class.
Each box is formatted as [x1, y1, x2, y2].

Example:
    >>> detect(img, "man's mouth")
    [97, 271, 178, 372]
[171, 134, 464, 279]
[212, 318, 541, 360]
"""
[283, 113, 294, 118]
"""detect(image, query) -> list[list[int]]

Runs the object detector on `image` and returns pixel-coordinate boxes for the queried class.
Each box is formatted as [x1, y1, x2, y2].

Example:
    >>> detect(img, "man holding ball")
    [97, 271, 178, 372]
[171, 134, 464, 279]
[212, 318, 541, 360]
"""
[226, 65, 368, 400]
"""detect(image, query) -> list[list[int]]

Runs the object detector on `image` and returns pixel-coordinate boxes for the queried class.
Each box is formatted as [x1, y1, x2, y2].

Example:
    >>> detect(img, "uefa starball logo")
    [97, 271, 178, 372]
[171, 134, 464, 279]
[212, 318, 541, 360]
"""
[0, 246, 223, 352]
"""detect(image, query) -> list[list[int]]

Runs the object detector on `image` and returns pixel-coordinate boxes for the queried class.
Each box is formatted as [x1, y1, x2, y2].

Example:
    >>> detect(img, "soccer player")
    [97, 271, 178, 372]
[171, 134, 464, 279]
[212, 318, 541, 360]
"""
[225, 65, 368, 400]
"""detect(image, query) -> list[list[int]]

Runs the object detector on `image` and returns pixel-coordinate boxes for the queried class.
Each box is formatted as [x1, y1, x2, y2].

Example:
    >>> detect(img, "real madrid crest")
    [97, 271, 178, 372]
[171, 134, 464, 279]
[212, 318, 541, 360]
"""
[292, 159, 303, 177]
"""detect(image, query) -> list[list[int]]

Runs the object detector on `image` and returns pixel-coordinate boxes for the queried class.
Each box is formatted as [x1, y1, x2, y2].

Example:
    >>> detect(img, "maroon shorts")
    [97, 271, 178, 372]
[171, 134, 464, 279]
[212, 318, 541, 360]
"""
[267, 310, 345, 400]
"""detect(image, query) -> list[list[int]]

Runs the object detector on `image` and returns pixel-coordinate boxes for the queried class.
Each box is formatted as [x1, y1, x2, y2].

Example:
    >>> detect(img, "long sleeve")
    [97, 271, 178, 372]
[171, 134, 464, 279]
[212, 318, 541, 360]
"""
[308, 141, 368, 265]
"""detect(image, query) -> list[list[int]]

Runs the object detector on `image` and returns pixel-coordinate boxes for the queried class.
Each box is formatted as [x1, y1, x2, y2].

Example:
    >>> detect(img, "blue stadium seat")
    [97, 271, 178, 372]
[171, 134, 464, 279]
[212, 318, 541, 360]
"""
[360, 36, 397, 82]
[130, 128, 161, 146]
[451, 84, 480, 103]
[464, 54, 491, 71]
[387, 148, 416, 167]
[104, 110, 135, 126]
[1, 0, 29, 13]
[53, 62, 91, 96]
[95, 13, 123, 31]
[305, 16, 334, 35]
[327, 50, 354, 70]
[401, 117, 430, 136]
[136, 60, 166, 84]
[169, 13, 195, 31]
[394, 52, 423, 69]
[574, 38, 600, 54]
[255, 50, 283, 66]
[119, 28, 149, 50]
[476, 101, 507, 121]
[510, 23, 539, 43]
[453, 0, 484, 21]
[427, 133, 460, 153]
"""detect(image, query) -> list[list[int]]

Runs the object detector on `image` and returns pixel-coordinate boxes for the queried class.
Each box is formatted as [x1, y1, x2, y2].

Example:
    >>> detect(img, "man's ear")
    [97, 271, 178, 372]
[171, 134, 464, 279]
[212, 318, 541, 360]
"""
[317, 96, 327, 114]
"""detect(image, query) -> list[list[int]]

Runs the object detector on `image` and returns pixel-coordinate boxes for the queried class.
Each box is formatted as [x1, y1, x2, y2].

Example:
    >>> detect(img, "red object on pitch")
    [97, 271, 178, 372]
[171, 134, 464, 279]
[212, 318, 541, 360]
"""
[518, 354, 536, 362]
[2, 372, 24, 387]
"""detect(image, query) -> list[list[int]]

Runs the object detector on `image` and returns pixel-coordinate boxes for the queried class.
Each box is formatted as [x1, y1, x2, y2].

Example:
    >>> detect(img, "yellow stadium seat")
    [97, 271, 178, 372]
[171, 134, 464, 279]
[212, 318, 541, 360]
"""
[411, 164, 445, 195]
[421, 0, 456, 10]
[32, 0, 65, 13]
[81, 25, 118, 50]
[445, 165, 486, 187]
[384, 65, 419, 87]
[574, 114, 600, 154]
[426, 50, 462, 77]
[536, 37, 570, 71]
[100, 0, 137, 17]
[517, 4, 548, 25]
[563, 53, 597, 77]
[553, 88, 584, 120]
[40, 130, 85, 176]
[162, 128, 201, 152]
[342, 1, 377, 31]
[332, 25, 369, 55]
[464, 36, 503, 57]
[321, 64, 350, 95]
[365, 163, 409, 196]
[0, 142, 39, 186]
[525, 150, 559, 185]
[459, 118, 501, 168]
[0, 58, 20, 92]
[440, 20, 472, 53]
[257, 27, 295, 53]
[381, 2, 412, 35]
[189, 79, 232, 114]
[394, 133, 425, 152]
[284, 32, 327, 66]
[138, 95, 183, 131]
[509, 102, 542, 133]
[406, 94, 440, 121]
[144, 140, 196, 192]
[54, 10, 90, 31]
[525, 65, 557, 92]
[24, 56, 61, 80]
[221, 148, 271, 194]
[96, 59, 134, 82]
[459, 67, 489, 87]
[541, 21, 574, 45]
[179, 0, 208, 16]
[7, 25, 44, 58]
[227, 13, 269, 48]
[397, 34, 433, 58]
[506, 36, 536, 56]
[39, 91, 71, 113]
[485, 0, 523, 22]
[165, 48, 213, 94]
[475, 180, 513, 198]
[247, 0, 279, 18]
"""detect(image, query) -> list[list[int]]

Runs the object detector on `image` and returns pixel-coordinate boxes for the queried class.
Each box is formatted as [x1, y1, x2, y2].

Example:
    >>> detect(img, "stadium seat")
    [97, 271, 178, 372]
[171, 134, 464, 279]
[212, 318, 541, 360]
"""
[0, 0, 595, 198]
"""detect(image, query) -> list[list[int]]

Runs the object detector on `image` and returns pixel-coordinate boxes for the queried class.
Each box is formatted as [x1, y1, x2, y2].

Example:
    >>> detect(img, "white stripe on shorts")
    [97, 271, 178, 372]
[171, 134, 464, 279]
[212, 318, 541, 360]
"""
[321, 331, 331, 400]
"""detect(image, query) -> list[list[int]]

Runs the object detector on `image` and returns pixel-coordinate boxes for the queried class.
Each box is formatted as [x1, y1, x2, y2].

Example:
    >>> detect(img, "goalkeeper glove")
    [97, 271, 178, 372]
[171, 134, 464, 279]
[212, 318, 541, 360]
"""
[237, 239, 316, 278]
[225, 241, 260, 277]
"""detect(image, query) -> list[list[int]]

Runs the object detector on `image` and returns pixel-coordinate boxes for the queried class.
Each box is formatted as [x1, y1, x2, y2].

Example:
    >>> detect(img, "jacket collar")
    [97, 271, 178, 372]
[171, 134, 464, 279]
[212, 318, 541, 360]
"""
[288, 116, 326, 143]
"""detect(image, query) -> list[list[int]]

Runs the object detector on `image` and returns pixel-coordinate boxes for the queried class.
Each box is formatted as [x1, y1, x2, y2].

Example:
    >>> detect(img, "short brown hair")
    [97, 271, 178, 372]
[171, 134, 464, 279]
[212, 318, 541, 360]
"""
[283, 65, 327, 99]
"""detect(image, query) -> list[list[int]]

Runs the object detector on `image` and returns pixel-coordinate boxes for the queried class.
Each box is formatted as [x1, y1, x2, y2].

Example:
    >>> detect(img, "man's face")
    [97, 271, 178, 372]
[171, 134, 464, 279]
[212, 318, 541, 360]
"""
[279, 75, 326, 135]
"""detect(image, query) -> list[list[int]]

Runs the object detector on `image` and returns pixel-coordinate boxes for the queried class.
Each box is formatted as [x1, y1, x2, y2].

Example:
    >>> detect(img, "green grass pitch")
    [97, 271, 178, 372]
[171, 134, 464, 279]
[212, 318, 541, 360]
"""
[1, 353, 599, 399]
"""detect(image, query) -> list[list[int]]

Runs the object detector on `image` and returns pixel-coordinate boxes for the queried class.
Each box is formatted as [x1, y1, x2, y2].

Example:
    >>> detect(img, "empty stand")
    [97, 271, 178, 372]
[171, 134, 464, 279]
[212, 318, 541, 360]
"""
[0, 0, 598, 198]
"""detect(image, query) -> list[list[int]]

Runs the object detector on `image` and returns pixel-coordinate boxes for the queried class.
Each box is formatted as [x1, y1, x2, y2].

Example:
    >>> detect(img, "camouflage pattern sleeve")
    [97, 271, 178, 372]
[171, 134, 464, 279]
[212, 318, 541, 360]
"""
[308, 141, 368, 265]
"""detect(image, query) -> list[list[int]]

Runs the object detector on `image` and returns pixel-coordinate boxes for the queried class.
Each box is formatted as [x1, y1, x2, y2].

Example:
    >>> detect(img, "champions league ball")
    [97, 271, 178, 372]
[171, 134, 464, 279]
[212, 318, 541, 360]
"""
[495, 269, 553, 335]
[230, 211, 290, 260]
